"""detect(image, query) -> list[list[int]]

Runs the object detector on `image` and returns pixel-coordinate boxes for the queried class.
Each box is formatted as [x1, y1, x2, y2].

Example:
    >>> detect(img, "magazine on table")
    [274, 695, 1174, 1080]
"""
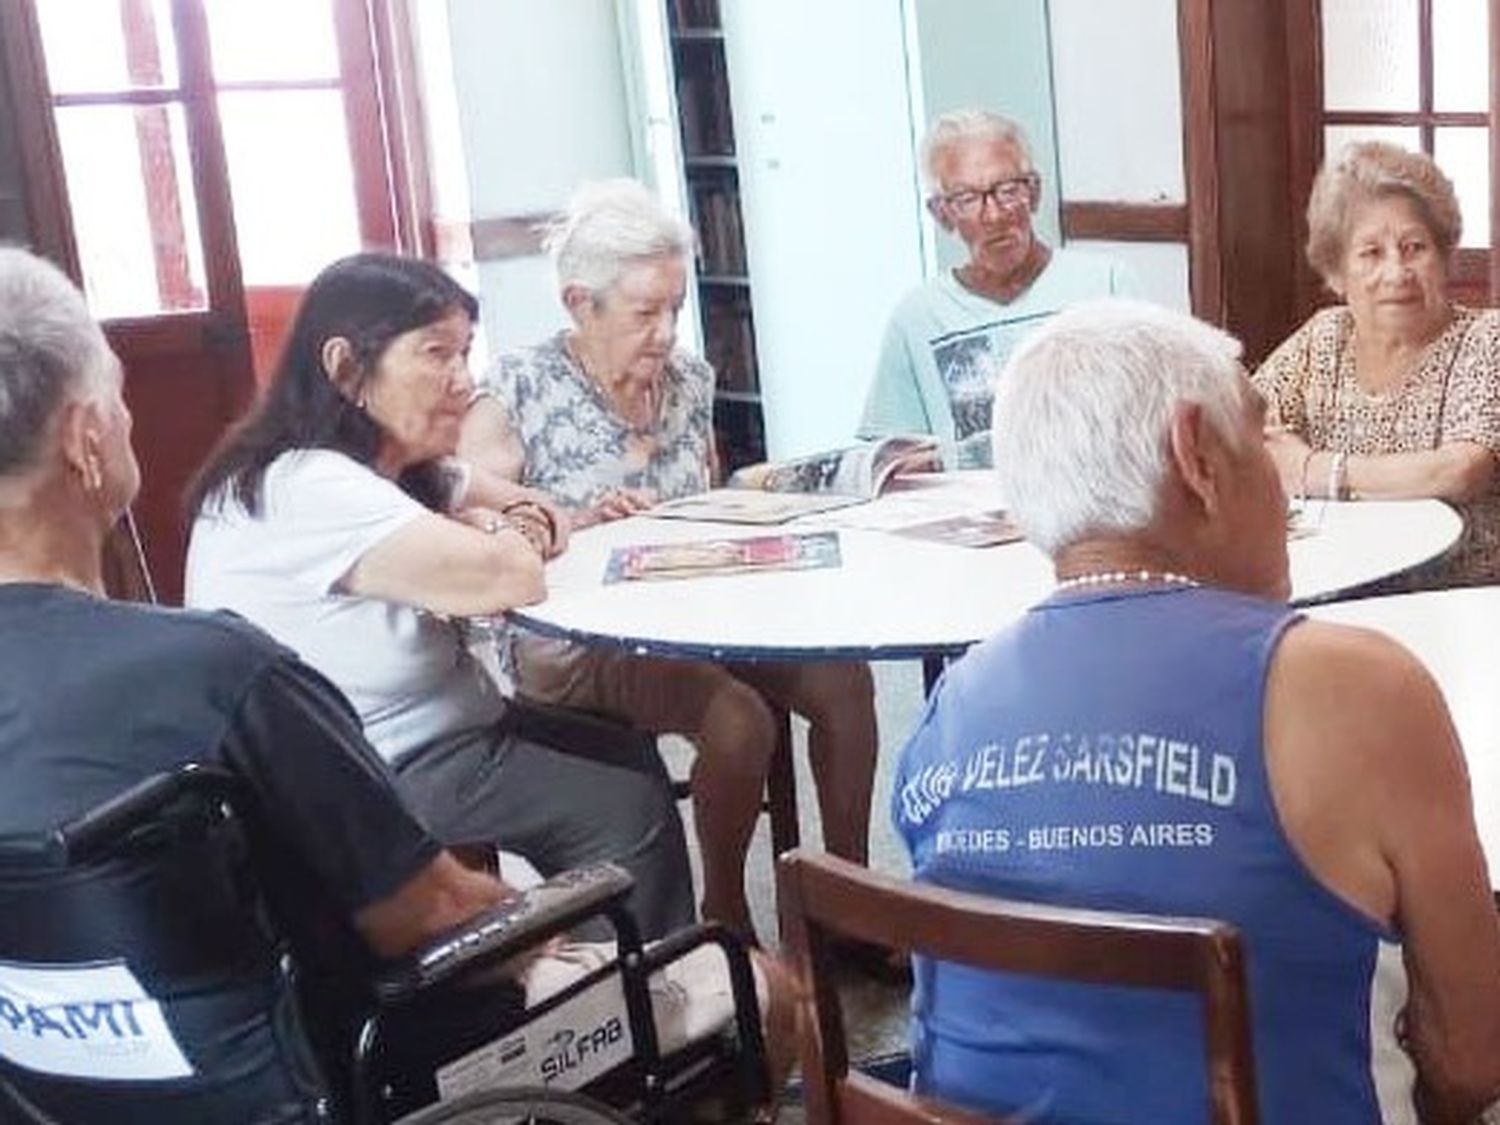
[890, 509, 1025, 548]
[603, 530, 842, 584]
[645, 435, 939, 525]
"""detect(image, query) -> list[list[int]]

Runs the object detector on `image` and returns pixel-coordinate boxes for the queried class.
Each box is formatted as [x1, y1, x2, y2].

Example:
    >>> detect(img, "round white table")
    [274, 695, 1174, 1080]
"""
[510, 475, 1462, 662]
[1308, 587, 1500, 871]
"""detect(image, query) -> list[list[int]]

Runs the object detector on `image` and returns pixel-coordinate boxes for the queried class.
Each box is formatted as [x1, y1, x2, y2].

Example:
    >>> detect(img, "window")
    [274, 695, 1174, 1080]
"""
[1317, 0, 1494, 294]
[34, 0, 415, 321]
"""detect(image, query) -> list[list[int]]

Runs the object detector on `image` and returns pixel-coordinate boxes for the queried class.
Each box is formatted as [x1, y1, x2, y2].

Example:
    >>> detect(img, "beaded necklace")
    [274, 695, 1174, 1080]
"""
[1053, 569, 1200, 593]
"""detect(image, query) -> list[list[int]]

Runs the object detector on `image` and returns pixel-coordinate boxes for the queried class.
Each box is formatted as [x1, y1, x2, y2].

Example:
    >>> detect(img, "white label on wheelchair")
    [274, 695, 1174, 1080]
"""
[435, 972, 634, 1100]
[0, 959, 192, 1081]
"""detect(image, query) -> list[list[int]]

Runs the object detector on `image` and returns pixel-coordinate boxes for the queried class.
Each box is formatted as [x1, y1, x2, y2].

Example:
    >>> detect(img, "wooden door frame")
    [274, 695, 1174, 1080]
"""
[0, 0, 79, 272]
[1177, 0, 1307, 363]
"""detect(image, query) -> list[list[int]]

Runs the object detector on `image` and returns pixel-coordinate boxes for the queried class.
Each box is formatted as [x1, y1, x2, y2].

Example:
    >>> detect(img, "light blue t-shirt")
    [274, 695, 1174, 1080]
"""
[858, 249, 1140, 467]
[893, 584, 1417, 1124]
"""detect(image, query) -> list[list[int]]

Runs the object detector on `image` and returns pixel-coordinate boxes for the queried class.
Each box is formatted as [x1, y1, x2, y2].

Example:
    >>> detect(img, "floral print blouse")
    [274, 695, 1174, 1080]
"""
[1253, 304, 1500, 586]
[478, 331, 715, 510]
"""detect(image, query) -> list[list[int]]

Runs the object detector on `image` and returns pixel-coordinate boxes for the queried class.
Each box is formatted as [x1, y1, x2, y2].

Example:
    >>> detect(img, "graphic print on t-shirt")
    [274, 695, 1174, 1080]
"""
[930, 312, 1053, 440]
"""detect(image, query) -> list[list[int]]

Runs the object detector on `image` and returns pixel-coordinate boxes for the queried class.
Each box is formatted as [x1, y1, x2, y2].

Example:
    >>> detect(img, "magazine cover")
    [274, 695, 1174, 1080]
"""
[891, 510, 1025, 548]
[604, 531, 843, 584]
[645, 435, 938, 525]
[728, 434, 936, 497]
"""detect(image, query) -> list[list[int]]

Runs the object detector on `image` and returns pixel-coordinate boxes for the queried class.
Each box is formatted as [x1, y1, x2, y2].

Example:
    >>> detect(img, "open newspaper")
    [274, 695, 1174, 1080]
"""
[646, 435, 938, 525]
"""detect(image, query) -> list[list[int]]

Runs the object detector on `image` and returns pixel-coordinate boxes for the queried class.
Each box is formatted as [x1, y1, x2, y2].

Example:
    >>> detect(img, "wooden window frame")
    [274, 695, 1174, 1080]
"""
[29, 0, 434, 320]
[1302, 0, 1500, 306]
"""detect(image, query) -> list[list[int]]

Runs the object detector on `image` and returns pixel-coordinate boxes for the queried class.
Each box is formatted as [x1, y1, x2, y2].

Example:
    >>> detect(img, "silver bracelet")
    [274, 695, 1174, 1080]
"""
[1327, 450, 1348, 501]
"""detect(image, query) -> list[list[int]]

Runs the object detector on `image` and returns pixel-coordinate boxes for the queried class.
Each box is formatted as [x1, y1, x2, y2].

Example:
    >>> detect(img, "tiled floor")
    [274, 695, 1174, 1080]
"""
[664, 659, 929, 1101]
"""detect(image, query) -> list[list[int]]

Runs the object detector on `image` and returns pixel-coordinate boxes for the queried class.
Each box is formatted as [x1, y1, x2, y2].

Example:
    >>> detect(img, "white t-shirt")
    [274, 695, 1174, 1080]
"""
[184, 449, 505, 763]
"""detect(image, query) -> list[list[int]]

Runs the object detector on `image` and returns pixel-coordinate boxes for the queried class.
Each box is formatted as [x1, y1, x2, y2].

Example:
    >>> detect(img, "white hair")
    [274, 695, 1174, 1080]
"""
[992, 299, 1247, 555]
[920, 109, 1034, 191]
[0, 246, 111, 477]
[544, 178, 695, 300]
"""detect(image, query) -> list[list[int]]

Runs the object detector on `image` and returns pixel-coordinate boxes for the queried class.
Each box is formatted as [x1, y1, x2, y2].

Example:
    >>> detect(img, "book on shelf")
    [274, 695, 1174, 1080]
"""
[604, 530, 841, 584]
[646, 435, 938, 525]
[704, 296, 756, 392]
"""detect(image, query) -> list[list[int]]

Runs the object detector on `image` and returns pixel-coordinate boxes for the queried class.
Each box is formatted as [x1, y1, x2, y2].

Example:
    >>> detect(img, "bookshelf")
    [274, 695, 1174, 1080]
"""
[666, 0, 765, 471]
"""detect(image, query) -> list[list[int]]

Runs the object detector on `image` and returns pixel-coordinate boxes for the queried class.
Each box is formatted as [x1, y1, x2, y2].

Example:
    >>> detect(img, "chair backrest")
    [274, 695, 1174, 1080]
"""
[777, 850, 1258, 1125]
[0, 765, 335, 1124]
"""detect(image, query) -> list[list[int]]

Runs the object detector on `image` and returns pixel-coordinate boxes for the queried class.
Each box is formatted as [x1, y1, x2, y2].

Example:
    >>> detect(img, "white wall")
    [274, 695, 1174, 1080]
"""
[721, 0, 928, 459]
[443, 0, 638, 356]
[1047, 0, 1191, 310]
[436, 0, 1195, 398]
[909, 0, 1063, 268]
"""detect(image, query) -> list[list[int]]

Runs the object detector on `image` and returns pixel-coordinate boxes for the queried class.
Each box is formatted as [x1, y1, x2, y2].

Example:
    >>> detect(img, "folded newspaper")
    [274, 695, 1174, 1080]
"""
[604, 531, 842, 583]
[646, 435, 937, 525]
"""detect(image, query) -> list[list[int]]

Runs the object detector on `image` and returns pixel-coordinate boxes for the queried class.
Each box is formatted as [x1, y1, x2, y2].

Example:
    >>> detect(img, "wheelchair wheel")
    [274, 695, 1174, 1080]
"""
[396, 1086, 634, 1125]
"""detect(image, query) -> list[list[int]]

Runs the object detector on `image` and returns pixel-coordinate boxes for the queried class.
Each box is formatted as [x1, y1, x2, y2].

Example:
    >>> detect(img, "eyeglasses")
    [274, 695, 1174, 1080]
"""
[937, 174, 1038, 218]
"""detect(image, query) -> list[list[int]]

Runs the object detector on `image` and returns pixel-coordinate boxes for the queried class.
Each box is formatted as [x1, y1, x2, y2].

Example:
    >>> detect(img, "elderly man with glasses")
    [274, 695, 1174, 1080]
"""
[858, 109, 1141, 469]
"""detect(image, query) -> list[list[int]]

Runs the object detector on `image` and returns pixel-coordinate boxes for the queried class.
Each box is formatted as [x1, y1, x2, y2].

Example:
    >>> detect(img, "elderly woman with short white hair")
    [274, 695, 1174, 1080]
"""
[1254, 140, 1500, 587]
[461, 179, 878, 942]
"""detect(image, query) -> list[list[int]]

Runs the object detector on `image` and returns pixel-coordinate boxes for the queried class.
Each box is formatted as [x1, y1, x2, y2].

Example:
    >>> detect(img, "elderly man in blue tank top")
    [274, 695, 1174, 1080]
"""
[893, 299, 1500, 1124]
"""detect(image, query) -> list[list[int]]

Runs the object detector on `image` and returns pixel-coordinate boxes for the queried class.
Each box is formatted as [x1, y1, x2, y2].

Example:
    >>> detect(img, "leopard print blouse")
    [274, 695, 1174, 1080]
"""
[1253, 305, 1500, 587]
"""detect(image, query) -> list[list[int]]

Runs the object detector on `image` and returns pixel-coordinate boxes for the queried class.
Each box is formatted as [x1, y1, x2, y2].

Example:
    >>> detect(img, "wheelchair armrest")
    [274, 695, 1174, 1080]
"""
[372, 862, 635, 1005]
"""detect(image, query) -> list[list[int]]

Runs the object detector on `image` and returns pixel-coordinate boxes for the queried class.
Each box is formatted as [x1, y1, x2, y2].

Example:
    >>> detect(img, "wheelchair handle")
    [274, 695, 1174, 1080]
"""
[52, 762, 243, 864]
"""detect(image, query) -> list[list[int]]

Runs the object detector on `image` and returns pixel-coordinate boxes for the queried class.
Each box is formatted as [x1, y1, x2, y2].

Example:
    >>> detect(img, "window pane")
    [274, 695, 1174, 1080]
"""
[1434, 127, 1490, 247]
[54, 103, 207, 318]
[203, 0, 339, 83]
[36, 0, 178, 93]
[1433, 0, 1489, 112]
[1322, 0, 1419, 112]
[219, 90, 360, 285]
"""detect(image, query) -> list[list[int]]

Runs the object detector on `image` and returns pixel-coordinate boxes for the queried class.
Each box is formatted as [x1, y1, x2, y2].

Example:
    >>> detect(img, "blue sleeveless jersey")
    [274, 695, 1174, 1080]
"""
[893, 585, 1416, 1124]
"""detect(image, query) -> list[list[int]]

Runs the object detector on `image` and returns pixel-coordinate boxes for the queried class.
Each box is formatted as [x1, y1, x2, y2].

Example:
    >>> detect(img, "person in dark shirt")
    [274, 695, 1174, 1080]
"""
[0, 250, 793, 1121]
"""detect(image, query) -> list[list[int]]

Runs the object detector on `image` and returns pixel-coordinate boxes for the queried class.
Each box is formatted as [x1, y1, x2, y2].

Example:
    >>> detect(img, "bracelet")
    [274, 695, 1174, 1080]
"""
[478, 512, 546, 555]
[1327, 450, 1348, 501]
[500, 499, 558, 545]
[502, 513, 549, 555]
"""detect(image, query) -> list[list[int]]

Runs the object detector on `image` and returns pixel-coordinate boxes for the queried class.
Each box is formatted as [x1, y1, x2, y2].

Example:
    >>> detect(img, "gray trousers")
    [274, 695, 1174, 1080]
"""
[392, 713, 695, 940]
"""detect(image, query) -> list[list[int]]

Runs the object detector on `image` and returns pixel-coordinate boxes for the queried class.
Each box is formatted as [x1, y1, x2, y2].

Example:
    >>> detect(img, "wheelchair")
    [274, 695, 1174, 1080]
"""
[0, 763, 767, 1124]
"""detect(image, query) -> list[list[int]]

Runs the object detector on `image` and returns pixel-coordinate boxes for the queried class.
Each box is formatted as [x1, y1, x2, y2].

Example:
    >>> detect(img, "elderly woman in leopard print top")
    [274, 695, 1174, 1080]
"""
[1253, 141, 1500, 587]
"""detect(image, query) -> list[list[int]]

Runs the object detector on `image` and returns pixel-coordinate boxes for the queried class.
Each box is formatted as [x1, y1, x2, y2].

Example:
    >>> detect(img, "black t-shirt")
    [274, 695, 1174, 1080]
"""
[0, 583, 442, 1122]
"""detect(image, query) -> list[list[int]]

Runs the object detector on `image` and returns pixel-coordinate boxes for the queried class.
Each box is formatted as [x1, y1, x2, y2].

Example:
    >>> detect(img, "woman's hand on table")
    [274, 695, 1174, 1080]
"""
[574, 487, 658, 529]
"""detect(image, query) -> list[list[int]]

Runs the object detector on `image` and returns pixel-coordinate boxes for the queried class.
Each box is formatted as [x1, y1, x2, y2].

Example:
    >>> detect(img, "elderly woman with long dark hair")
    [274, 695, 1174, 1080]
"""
[461, 180, 878, 940]
[184, 253, 695, 938]
[1254, 141, 1500, 587]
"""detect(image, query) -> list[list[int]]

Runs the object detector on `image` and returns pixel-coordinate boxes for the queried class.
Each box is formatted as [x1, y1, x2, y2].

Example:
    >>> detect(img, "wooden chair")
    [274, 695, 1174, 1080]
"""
[777, 851, 1259, 1125]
